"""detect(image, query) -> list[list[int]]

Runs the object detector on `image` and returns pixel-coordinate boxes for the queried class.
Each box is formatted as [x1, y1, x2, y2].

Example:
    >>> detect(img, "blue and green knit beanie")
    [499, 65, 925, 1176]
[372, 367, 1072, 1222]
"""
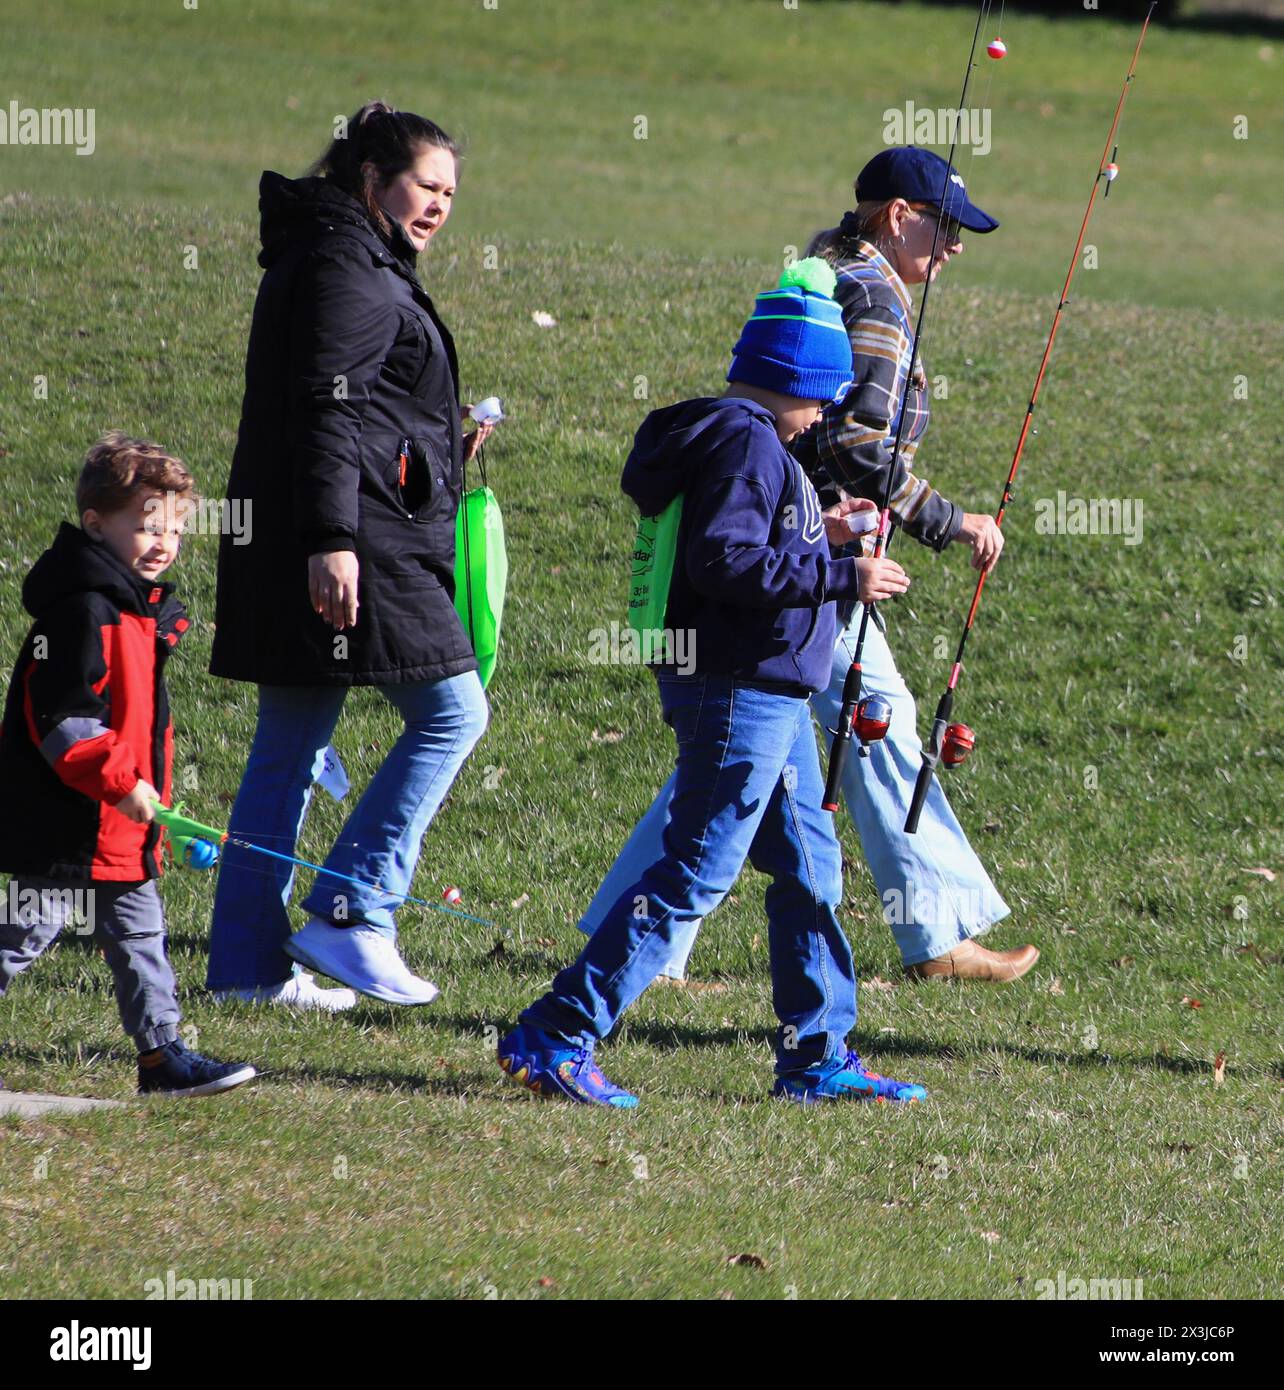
[727, 257, 853, 403]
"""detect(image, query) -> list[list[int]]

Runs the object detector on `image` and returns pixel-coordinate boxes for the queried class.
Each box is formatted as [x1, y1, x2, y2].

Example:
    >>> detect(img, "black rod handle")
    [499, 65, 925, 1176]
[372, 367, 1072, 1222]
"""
[904, 734, 941, 835]
[822, 661, 863, 812]
[904, 690, 953, 835]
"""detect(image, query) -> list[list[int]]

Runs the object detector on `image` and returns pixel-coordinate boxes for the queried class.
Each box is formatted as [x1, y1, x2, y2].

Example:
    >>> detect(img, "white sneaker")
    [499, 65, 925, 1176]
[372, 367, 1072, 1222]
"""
[212, 970, 359, 1013]
[283, 921, 439, 1006]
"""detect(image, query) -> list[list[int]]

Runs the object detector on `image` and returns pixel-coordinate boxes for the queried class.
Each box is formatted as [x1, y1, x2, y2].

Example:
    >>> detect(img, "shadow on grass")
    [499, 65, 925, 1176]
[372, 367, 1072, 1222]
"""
[0, 1041, 135, 1069]
[473, 946, 563, 974]
[264, 1061, 488, 1099]
[432, 1011, 1220, 1079]
[0, 1019, 1227, 1095]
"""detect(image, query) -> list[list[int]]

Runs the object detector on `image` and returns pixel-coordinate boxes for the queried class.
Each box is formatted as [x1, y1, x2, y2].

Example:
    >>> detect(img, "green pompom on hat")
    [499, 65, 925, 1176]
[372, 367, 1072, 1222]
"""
[777, 256, 838, 299]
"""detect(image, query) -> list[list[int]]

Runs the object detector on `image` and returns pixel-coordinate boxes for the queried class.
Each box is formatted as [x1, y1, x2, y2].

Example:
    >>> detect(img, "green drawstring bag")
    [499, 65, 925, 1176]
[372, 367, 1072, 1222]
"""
[628, 494, 683, 664]
[454, 450, 507, 689]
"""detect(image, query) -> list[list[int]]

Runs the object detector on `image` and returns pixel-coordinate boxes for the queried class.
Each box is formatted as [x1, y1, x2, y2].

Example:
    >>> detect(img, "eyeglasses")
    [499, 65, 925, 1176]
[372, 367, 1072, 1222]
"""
[914, 205, 963, 245]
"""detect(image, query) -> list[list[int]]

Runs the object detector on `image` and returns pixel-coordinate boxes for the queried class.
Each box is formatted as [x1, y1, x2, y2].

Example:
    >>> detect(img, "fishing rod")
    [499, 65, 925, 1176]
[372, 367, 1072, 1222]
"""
[821, 0, 992, 812]
[150, 802, 494, 926]
[903, 2, 1156, 835]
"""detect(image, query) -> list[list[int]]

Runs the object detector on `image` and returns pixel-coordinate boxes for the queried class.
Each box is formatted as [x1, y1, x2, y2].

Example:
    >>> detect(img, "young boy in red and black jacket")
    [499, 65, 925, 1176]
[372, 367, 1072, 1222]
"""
[0, 433, 256, 1097]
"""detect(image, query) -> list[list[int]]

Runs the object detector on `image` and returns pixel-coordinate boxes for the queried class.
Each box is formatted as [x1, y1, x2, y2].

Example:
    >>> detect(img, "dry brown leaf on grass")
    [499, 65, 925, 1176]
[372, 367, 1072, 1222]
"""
[1235, 943, 1282, 966]
[1239, 867, 1276, 882]
[861, 976, 898, 993]
[1213, 1051, 1227, 1087]
[726, 1252, 769, 1270]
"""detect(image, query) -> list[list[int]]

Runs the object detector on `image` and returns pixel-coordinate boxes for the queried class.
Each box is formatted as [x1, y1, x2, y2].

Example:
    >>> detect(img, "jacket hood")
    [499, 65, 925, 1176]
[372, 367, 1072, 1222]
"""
[23, 523, 175, 620]
[256, 170, 419, 270]
[621, 396, 777, 515]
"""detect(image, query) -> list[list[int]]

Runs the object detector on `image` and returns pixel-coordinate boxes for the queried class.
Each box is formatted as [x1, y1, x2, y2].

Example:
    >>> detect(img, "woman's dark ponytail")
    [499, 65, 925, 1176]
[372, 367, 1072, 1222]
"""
[309, 101, 461, 235]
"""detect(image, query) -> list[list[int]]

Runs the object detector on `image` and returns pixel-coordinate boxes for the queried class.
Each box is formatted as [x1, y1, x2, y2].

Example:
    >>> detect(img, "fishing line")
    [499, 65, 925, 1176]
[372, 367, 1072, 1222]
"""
[903, 1, 1157, 834]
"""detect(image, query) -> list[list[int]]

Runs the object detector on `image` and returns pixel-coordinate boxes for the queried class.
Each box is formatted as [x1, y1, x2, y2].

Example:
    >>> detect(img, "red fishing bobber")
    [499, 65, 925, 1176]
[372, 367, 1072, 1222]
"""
[1103, 162, 1119, 182]
[854, 694, 893, 746]
[941, 722, 976, 768]
[987, 37, 1007, 59]
[442, 886, 463, 906]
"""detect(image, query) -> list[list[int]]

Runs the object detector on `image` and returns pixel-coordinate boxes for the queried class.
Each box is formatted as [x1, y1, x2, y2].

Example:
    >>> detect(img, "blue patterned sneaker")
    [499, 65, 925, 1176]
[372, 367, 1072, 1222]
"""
[138, 1040, 257, 1098]
[497, 1023, 638, 1109]
[773, 1049, 926, 1105]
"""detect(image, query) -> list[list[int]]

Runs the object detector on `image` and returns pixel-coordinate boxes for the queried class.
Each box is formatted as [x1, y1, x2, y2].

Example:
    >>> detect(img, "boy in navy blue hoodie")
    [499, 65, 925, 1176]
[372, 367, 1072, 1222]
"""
[499, 260, 926, 1107]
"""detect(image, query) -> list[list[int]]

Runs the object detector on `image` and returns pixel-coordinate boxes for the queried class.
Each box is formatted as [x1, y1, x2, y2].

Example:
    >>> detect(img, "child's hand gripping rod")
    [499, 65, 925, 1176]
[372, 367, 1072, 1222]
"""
[150, 802, 493, 926]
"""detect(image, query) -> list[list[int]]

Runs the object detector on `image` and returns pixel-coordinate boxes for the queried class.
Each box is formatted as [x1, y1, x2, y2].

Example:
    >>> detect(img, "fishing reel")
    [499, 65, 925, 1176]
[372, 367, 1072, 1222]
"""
[155, 801, 222, 872]
[940, 721, 976, 769]
[853, 694, 893, 757]
[165, 825, 220, 871]
[176, 836, 220, 871]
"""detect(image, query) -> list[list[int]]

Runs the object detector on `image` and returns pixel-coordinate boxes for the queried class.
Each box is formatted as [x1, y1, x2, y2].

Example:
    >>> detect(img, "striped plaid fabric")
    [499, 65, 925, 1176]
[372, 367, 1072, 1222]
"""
[793, 238, 961, 553]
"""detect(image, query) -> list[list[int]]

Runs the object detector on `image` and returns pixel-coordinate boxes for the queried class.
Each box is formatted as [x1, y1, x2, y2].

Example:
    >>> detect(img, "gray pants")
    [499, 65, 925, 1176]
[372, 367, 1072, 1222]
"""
[0, 877, 181, 1052]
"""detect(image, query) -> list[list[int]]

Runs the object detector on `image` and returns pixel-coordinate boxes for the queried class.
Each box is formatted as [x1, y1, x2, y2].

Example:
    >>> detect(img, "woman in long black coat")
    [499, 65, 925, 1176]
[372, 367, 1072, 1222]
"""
[206, 102, 493, 1008]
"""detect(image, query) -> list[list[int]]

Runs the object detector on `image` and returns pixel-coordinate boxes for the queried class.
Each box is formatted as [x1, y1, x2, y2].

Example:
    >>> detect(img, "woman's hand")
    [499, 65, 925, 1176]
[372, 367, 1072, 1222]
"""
[855, 556, 910, 605]
[461, 406, 496, 464]
[956, 512, 1005, 573]
[308, 551, 360, 631]
[822, 496, 878, 546]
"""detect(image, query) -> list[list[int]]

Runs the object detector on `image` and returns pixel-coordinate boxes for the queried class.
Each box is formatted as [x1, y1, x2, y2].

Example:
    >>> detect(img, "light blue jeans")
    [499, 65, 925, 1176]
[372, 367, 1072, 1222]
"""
[525, 675, 856, 1073]
[206, 671, 488, 991]
[580, 612, 1008, 976]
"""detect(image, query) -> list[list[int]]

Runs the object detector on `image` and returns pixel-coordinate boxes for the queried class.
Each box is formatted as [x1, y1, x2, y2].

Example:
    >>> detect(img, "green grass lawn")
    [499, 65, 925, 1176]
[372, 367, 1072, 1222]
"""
[0, 0, 1281, 1300]
[2, 0, 1280, 315]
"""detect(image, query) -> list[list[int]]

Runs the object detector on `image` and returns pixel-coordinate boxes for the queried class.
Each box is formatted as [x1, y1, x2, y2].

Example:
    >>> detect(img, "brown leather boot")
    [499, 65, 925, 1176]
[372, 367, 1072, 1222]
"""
[906, 938, 1039, 982]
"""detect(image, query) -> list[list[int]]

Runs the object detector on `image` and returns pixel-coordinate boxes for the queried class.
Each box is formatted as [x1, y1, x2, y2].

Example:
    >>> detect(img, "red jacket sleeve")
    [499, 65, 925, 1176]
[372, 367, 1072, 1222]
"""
[21, 600, 142, 805]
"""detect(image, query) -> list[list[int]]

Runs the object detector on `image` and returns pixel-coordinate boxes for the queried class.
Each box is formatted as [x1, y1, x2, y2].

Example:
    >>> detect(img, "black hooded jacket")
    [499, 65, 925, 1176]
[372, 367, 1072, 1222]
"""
[209, 171, 477, 686]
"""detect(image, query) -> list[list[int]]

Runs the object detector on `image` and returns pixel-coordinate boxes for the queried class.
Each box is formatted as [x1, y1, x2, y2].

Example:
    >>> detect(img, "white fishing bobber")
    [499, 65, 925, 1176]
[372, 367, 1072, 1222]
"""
[442, 886, 463, 906]
[987, 37, 1007, 59]
[1103, 162, 1119, 182]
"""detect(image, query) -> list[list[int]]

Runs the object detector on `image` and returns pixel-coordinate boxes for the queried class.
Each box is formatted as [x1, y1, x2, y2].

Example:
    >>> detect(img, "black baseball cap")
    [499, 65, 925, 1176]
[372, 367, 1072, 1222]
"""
[856, 146, 999, 233]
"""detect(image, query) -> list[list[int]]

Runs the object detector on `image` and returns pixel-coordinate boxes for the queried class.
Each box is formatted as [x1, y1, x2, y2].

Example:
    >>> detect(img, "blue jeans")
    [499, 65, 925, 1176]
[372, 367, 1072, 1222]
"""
[524, 676, 857, 1074]
[580, 612, 1009, 976]
[206, 672, 488, 991]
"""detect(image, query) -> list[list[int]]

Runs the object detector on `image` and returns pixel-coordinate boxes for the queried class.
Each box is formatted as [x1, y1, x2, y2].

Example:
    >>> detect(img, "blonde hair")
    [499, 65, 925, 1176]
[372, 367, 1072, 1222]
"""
[76, 431, 197, 519]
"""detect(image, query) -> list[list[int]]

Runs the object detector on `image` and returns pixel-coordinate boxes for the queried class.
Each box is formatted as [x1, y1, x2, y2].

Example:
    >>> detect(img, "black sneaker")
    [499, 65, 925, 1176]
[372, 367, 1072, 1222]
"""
[137, 1040, 258, 1098]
